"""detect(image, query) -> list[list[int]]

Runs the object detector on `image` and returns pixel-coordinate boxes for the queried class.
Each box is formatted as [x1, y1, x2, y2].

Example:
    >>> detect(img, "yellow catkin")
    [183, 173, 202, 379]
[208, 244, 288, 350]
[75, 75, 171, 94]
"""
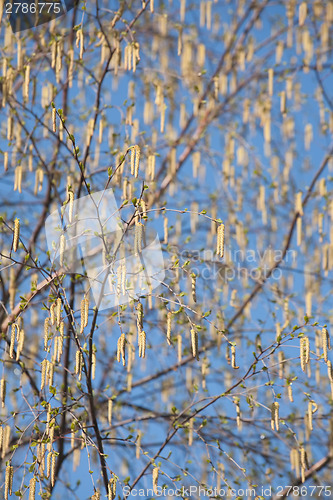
[300, 447, 307, 483]
[50, 303, 56, 326]
[137, 302, 143, 337]
[152, 467, 159, 495]
[44, 318, 50, 351]
[271, 401, 280, 431]
[139, 330, 146, 358]
[5, 464, 13, 500]
[135, 431, 142, 459]
[41, 359, 47, 390]
[59, 234, 66, 266]
[191, 275, 197, 303]
[75, 350, 82, 378]
[322, 327, 331, 362]
[287, 384, 293, 402]
[190, 328, 199, 360]
[300, 336, 309, 371]
[24, 64, 30, 101]
[130, 146, 135, 175]
[217, 223, 225, 257]
[68, 191, 74, 223]
[299, 1, 307, 26]
[56, 297, 61, 328]
[51, 453, 56, 486]
[80, 299, 86, 334]
[13, 218, 20, 252]
[0, 378, 6, 408]
[295, 192, 303, 215]
[117, 334, 126, 365]
[188, 418, 193, 446]
[166, 311, 172, 345]
[163, 217, 168, 244]
[52, 108, 56, 132]
[231, 345, 239, 369]
[108, 399, 113, 425]
[28, 476, 36, 500]
[177, 334, 182, 363]
[9, 323, 16, 359]
[92, 351, 96, 380]
[108, 477, 117, 500]
[134, 145, 140, 178]
[14, 166, 22, 193]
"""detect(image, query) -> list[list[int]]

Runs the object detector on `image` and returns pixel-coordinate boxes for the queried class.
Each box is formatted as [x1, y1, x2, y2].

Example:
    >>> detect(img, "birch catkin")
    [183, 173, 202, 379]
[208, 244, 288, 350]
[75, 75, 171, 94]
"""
[5, 464, 13, 500]
[0, 378, 6, 408]
[231, 344, 239, 369]
[217, 223, 225, 257]
[300, 336, 310, 372]
[190, 328, 199, 360]
[117, 333, 126, 365]
[13, 218, 20, 252]
[322, 327, 331, 362]
[166, 311, 172, 345]
[152, 467, 159, 495]
[29, 476, 36, 500]
[271, 401, 280, 431]
[139, 330, 146, 358]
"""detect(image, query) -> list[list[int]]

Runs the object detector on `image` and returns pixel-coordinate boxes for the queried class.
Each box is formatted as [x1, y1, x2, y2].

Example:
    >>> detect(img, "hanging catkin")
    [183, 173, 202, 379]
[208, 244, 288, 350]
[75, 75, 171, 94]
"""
[117, 334, 126, 365]
[300, 336, 310, 371]
[271, 401, 280, 431]
[44, 318, 50, 351]
[231, 344, 239, 369]
[5, 464, 13, 500]
[152, 467, 159, 495]
[139, 330, 146, 358]
[191, 275, 197, 302]
[190, 328, 199, 360]
[322, 327, 331, 362]
[287, 383, 293, 402]
[108, 399, 113, 425]
[59, 234, 66, 266]
[13, 218, 20, 252]
[0, 378, 6, 408]
[28, 476, 36, 500]
[166, 311, 172, 345]
[217, 223, 225, 257]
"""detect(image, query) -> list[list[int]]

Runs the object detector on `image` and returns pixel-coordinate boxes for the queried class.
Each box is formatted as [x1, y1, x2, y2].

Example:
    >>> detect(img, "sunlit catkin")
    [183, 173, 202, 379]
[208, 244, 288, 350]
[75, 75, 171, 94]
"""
[28, 476, 36, 500]
[152, 467, 159, 495]
[13, 218, 20, 252]
[271, 401, 280, 431]
[190, 328, 199, 360]
[44, 318, 50, 351]
[231, 344, 239, 369]
[287, 383, 293, 402]
[52, 107, 56, 132]
[139, 330, 146, 358]
[191, 275, 197, 303]
[59, 234, 66, 266]
[322, 327, 331, 362]
[108, 399, 113, 425]
[5, 464, 13, 500]
[117, 333, 126, 365]
[177, 334, 182, 363]
[166, 311, 172, 345]
[300, 336, 310, 372]
[0, 378, 6, 408]
[217, 223, 225, 258]
[9, 323, 16, 359]
[56, 297, 62, 327]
